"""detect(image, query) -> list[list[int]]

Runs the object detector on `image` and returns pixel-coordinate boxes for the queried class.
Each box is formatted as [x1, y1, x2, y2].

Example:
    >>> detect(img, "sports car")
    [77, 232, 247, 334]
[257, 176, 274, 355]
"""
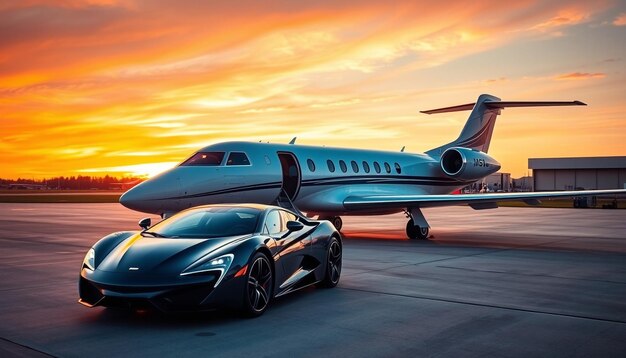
[78, 204, 342, 317]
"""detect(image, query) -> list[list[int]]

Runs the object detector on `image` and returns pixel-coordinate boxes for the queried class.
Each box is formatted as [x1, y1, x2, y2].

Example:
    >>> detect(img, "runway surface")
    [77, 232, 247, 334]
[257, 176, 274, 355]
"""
[1, 203, 625, 357]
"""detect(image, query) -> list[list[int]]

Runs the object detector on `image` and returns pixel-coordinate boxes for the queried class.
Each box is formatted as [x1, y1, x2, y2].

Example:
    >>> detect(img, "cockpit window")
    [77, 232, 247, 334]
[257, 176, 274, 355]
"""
[180, 152, 225, 166]
[227, 152, 251, 166]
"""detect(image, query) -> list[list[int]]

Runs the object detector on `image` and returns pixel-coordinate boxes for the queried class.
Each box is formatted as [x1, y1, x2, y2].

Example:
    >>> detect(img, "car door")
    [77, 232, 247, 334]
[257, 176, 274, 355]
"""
[265, 209, 312, 288]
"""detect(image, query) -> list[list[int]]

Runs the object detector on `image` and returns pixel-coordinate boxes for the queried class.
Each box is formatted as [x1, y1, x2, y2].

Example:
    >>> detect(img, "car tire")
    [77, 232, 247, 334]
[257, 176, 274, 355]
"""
[317, 236, 342, 288]
[240, 252, 273, 318]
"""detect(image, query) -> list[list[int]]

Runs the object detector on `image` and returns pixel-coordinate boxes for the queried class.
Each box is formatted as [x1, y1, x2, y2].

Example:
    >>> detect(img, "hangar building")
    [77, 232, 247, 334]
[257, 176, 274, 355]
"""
[528, 156, 626, 191]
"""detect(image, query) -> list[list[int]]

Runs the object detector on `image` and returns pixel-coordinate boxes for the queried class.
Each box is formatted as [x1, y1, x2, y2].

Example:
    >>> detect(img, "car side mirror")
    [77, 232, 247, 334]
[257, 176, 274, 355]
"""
[286, 220, 304, 232]
[138, 217, 151, 230]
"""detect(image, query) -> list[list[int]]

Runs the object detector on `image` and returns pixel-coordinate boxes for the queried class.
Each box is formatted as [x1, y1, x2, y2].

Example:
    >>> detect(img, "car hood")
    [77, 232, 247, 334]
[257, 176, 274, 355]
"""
[97, 233, 249, 275]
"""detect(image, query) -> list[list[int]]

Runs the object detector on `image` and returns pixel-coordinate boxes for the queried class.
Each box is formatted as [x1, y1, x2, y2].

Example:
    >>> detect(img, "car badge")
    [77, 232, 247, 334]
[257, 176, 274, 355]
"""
[129, 267, 139, 271]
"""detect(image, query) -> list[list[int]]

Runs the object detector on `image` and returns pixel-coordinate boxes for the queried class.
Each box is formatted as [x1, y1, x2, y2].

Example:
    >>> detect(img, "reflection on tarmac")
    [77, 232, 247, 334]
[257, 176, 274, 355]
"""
[1, 203, 625, 357]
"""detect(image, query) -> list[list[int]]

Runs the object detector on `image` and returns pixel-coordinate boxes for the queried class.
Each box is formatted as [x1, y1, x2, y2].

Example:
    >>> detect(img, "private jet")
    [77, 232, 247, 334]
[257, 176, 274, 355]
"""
[120, 94, 626, 239]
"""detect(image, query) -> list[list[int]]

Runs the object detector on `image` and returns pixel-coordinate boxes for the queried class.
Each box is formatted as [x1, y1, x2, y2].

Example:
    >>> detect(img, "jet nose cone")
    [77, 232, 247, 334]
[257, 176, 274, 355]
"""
[119, 170, 184, 214]
[119, 186, 145, 212]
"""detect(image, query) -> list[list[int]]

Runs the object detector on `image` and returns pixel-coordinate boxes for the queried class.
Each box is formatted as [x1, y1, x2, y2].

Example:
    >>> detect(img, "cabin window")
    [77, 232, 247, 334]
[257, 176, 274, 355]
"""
[384, 162, 391, 173]
[362, 161, 370, 173]
[351, 160, 359, 173]
[339, 160, 348, 173]
[307, 159, 316, 172]
[394, 162, 402, 174]
[226, 152, 251, 166]
[327, 160, 335, 173]
[180, 152, 225, 166]
[373, 161, 381, 173]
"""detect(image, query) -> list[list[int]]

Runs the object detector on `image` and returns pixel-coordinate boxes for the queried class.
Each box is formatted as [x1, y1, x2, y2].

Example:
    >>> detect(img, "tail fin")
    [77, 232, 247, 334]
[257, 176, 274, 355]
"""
[423, 94, 586, 157]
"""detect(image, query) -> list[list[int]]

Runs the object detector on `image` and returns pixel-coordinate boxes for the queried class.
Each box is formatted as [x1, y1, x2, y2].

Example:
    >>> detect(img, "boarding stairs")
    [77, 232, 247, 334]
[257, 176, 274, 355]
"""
[274, 189, 305, 217]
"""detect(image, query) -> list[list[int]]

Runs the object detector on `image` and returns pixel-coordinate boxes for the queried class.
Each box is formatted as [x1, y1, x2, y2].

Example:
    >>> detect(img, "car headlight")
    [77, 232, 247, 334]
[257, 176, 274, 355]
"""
[181, 254, 234, 287]
[83, 248, 95, 271]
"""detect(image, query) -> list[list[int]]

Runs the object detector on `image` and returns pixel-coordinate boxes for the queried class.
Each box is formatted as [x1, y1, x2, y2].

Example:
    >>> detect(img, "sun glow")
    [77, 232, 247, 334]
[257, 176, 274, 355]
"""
[78, 162, 180, 178]
[1, 1, 625, 179]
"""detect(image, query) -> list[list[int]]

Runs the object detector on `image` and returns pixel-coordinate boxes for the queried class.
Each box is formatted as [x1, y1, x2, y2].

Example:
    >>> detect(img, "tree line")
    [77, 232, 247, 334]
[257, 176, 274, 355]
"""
[0, 175, 145, 190]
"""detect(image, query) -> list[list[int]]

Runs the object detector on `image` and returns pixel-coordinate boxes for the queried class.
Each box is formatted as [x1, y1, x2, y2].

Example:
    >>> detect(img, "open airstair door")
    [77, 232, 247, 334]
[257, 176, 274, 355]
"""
[277, 152, 301, 201]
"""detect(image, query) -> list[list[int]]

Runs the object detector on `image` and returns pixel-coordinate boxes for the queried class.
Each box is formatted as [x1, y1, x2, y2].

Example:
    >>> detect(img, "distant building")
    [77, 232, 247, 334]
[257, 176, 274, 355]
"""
[512, 176, 533, 192]
[8, 183, 48, 190]
[529, 156, 626, 191]
[484, 172, 511, 192]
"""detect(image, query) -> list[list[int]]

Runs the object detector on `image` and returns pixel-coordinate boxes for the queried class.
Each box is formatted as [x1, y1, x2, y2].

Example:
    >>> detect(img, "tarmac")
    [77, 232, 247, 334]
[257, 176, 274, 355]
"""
[1, 203, 625, 357]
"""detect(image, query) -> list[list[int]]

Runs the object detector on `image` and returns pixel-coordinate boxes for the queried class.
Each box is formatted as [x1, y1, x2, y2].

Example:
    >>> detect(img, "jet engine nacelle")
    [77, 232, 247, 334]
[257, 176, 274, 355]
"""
[440, 147, 501, 180]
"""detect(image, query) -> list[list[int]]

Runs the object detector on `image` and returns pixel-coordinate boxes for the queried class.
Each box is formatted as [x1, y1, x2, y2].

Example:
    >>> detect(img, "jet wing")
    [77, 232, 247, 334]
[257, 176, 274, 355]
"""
[344, 189, 626, 211]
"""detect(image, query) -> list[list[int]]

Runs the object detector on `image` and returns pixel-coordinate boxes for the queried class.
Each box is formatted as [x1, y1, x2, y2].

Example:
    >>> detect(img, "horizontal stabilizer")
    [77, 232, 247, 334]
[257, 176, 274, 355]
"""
[485, 100, 586, 109]
[421, 100, 586, 114]
[420, 103, 475, 114]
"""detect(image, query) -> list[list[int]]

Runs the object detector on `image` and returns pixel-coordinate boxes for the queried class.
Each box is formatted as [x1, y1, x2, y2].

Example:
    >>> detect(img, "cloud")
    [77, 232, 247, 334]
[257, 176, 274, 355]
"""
[1, 0, 623, 178]
[531, 8, 589, 31]
[613, 13, 626, 26]
[555, 72, 606, 80]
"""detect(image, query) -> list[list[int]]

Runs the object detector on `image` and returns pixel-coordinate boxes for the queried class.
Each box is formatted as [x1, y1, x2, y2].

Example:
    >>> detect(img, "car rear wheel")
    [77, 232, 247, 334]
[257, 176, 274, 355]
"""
[317, 236, 342, 288]
[241, 252, 273, 317]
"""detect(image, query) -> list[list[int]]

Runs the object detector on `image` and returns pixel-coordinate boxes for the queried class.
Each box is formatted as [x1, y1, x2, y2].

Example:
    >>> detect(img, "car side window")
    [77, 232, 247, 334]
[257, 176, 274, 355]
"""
[279, 211, 298, 232]
[264, 210, 281, 235]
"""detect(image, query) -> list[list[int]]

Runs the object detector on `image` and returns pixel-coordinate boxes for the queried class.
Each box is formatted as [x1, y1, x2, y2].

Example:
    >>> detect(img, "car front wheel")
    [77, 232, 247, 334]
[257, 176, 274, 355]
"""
[241, 252, 273, 317]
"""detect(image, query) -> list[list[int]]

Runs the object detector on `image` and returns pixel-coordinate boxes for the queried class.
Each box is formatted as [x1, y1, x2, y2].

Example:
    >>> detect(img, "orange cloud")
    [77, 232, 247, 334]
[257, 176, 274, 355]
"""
[614, 13, 626, 26]
[555, 72, 606, 80]
[1, 0, 624, 179]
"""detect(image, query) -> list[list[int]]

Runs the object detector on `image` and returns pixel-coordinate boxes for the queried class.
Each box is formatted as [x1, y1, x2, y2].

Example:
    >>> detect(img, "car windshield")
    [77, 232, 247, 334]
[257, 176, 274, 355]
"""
[147, 207, 261, 238]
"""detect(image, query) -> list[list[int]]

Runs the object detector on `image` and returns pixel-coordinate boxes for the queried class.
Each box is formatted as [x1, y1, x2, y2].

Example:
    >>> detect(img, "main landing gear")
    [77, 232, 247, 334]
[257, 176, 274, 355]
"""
[320, 216, 343, 231]
[405, 208, 430, 240]
[406, 219, 429, 240]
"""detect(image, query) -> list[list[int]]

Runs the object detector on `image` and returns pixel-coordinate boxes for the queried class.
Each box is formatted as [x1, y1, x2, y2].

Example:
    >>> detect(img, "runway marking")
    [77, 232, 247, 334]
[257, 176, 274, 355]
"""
[0, 237, 89, 249]
[338, 287, 626, 325]
[436, 265, 626, 285]
[0, 336, 55, 357]
[342, 247, 507, 277]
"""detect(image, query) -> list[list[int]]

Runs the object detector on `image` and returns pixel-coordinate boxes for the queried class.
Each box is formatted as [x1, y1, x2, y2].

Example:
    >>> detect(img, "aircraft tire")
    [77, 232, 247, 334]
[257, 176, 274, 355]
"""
[406, 219, 429, 240]
[331, 217, 343, 231]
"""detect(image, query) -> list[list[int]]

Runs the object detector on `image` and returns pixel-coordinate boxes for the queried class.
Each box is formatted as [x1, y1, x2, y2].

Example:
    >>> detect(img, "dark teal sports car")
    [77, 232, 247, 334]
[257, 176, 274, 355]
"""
[79, 204, 341, 317]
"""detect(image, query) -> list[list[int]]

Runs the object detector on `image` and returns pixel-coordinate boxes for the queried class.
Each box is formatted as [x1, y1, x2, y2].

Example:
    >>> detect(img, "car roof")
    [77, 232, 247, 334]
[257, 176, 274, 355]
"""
[188, 203, 284, 211]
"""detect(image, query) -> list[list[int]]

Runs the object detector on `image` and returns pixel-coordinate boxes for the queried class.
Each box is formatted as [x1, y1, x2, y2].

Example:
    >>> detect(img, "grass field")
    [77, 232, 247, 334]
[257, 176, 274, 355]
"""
[0, 191, 121, 203]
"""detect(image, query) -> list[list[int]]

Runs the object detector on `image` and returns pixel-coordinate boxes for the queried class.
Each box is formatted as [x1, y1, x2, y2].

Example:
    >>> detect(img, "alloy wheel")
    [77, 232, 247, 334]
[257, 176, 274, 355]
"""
[247, 256, 272, 312]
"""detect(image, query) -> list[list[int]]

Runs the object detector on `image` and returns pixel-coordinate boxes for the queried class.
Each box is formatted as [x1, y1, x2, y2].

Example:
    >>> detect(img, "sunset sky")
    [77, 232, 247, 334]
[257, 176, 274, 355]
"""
[2, 0, 626, 179]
